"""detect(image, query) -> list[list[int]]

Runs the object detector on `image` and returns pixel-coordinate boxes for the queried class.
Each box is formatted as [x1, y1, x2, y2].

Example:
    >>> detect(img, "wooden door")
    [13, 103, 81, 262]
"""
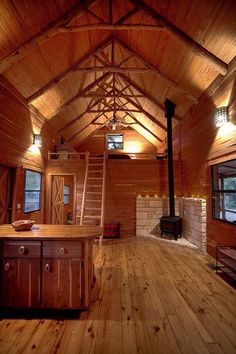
[1, 258, 41, 307]
[0, 166, 13, 224]
[51, 176, 64, 224]
[42, 259, 82, 309]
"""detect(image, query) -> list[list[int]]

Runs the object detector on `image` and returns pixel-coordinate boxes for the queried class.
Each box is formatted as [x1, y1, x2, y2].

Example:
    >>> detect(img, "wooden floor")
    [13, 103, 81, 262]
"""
[0, 237, 236, 354]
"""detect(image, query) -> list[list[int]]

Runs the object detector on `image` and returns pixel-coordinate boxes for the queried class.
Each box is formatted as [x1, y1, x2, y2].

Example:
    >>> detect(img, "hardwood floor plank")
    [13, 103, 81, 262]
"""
[0, 238, 236, 354]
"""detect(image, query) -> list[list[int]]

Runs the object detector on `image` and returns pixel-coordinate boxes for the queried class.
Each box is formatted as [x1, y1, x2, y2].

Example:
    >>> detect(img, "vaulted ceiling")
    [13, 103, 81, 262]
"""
[0, 0, 235, 149]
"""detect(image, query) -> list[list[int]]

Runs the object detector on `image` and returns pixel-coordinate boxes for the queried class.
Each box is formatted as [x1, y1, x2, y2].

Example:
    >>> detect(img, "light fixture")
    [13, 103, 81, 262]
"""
[215, 106, 228, 127]
[33, 134, 42, 146]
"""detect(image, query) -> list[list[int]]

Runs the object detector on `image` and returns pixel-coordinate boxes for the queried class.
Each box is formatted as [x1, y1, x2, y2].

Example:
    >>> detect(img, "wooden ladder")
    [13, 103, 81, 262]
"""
[80, 153, 106, 245]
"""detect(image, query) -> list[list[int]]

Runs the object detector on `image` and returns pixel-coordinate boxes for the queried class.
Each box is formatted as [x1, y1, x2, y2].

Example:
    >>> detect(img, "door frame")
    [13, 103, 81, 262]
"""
[46, 173, 77, 224]
[0, 165, 16, 224]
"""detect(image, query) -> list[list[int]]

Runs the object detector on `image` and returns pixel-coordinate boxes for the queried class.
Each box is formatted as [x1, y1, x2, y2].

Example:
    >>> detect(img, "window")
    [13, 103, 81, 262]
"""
[211, 158, 236, 224]
[64, 186, 70, 205]
[24, 170, 42, 213]
[107, 134, 123, 150]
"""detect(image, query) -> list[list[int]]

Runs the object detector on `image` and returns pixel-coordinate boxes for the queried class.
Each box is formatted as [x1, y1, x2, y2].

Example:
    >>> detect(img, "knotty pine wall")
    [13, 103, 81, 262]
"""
[170, 62, 236, 256]
[77, 128, 157, 157]
[47, 158, 181, 237]
[0, 76, 60, 223]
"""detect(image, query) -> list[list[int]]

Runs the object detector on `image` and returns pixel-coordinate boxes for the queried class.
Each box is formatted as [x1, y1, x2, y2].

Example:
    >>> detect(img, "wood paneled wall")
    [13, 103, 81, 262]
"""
[0, 76, 60, 223]
[77, 128, 157, 157]
[46, 160, 86, 224]
[105, 160, 181, 237]
[170, 62, 236, 256]
[46, 157, 181, 238]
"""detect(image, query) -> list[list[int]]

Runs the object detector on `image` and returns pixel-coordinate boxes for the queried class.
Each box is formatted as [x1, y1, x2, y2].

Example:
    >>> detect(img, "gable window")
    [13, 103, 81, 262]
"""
[24, 170, 42, 213]
[107, 134, 123, 150]
[64, 186, 70, 205]
[211, 158, 236, 224]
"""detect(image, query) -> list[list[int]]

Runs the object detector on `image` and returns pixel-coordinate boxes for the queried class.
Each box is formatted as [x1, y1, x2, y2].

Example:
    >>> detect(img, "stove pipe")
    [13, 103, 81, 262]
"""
[164, 99, 176, 217]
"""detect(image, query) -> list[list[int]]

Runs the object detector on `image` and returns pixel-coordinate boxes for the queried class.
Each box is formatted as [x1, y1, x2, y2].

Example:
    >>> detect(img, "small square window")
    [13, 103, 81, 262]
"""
[107, 134, 123, 150]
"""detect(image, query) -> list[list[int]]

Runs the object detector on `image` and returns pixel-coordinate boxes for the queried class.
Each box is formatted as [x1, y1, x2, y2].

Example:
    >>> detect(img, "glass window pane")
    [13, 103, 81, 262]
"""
[25, 170, 41, 190]
[64, 195, 69, 204]
[64, 186, 70, 194]
[107, 134, 123, 150]
[24, 192, 40, 212]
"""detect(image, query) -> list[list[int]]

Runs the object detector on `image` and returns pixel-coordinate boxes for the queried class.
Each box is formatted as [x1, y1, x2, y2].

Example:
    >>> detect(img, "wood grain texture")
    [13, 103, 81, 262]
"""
[171, 59, 236, 256]
[0, 237, 236, 353]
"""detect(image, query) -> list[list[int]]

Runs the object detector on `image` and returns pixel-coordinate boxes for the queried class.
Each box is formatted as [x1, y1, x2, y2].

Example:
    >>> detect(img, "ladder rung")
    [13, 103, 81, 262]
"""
[85, 207, 101, 210]
[84, 215, 101, 219]
[89, 163, 103, 166]
[88, 177, 103, 180]
[86, 192, 101, 195]
[87, 184, 102, 187]
[86, 199, 101, 202]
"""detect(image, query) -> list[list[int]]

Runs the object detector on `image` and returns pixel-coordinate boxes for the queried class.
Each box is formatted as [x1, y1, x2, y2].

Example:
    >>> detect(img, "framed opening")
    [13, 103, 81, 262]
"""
[24, 169, 42, 213]
[107, 134, 123, 150]
[211, 158, 236, 224]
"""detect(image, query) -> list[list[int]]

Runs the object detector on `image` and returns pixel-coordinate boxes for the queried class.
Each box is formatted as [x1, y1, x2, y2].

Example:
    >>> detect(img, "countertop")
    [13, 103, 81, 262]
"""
[0, 224, 102, 240]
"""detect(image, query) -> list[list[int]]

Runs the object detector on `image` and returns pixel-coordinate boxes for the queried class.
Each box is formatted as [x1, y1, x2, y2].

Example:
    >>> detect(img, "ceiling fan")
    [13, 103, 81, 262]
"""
[93, 115, 137, 130]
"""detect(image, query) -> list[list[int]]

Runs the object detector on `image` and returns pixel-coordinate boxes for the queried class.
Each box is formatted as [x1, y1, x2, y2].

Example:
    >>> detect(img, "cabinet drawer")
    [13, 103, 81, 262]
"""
[43, 241, 82, 258]
[2, 241, 41, 258]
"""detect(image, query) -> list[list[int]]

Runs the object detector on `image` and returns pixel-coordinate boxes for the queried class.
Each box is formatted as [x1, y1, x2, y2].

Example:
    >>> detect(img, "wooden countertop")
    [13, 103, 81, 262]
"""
[0, 224, 102, 240]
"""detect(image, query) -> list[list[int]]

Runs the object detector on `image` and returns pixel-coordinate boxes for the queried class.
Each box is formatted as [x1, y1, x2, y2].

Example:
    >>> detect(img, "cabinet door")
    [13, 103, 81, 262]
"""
[1, 258, 40, 307]
[42, 259, 82, 309]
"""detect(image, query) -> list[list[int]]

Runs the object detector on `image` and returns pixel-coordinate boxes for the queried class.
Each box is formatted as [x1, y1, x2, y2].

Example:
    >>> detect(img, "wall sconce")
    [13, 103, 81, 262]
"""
[33, 134, 42, 146]
[215, 106, 228, 127]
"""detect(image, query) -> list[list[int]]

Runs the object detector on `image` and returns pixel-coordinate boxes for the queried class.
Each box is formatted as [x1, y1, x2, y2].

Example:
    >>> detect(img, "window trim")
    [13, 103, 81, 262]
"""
[107, 133, 124, 150]
[24, 169, 42, 213]
[211, 159, 236, 225]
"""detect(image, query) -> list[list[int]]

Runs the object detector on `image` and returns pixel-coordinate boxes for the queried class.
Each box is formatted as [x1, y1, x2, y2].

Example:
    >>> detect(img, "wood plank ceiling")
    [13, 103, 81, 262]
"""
[0, 0, 235, 149]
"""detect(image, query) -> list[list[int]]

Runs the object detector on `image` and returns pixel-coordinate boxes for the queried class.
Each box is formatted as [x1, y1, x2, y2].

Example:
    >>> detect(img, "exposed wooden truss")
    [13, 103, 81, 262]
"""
[0, 0, 98, 74]
[0, 0, 227, 77]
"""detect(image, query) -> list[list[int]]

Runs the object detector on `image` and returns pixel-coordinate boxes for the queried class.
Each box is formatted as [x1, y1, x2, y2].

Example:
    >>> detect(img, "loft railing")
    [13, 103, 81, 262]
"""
[48, 151, 160, 160]
[48, 152, 87, 160]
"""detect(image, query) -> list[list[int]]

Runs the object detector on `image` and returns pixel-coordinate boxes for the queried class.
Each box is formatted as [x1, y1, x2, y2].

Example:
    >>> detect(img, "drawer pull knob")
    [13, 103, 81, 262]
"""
[45, 264, 50, 272]
[19, 246, 25, 254]
[5, 263, 10, 271]
[60, 247, 65, 255]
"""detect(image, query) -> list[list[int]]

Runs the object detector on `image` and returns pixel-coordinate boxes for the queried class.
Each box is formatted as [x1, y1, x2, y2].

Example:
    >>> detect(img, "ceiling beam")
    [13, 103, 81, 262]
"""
[68, 111, 104, 142]
[47, 72, 112, 119]
[122, 111, 163, 142]
[27, 36, 113, 103]
[115, 72, 181, 121]
[61, 24, 164, 31]
[58, 98, 104, 133]
[0, 0, 98, 74]
[128, 0, 228, 75]
[122, 95, 167, 132]
[73, 66, 169, 73]
[114, 37, 198, 104]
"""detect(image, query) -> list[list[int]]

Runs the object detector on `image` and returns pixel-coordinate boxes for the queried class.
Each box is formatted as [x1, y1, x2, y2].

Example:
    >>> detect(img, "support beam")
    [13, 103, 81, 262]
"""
[47, 72, 112, 119]
[123, 95, 167, 131]
[116, 72, 181, 121]
[74, 66, 166, 73]
[62, 23, 164, 31]
[58, 98, 104, 133]
[27, 37, 113, 103]
[114, 37, 198, 104]
[0, 0, 98, 74]
[128, 0, 228, 75]
[124, 112, 163, 142]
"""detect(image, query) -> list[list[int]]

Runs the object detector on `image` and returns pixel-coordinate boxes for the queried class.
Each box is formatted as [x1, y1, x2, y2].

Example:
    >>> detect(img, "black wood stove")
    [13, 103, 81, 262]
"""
[160, 99, 182, 240]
